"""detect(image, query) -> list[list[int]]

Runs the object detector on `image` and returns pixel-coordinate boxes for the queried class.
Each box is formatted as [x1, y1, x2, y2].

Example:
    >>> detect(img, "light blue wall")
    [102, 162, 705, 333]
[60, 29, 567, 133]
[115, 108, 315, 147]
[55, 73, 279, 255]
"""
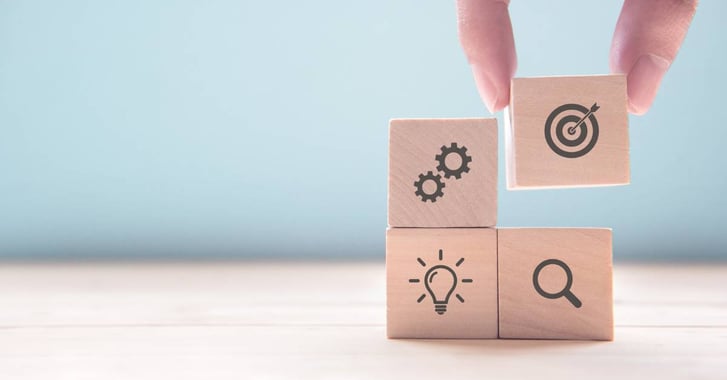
[0, 1, 723, 259]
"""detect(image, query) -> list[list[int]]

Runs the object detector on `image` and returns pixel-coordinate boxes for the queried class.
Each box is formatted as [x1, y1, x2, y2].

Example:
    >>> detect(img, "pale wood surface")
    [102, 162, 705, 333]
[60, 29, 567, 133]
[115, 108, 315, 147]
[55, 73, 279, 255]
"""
[498, 228, 613, 340]
[0, 261, 725, 380]
[388, 118, 497, 227]
[506, 75, 630, 189]
[387, 228, 498, 338]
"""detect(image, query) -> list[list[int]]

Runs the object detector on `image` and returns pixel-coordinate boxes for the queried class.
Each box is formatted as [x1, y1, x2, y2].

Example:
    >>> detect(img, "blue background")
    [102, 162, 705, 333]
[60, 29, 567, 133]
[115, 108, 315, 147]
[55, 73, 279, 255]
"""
[0, 1, 723, 259]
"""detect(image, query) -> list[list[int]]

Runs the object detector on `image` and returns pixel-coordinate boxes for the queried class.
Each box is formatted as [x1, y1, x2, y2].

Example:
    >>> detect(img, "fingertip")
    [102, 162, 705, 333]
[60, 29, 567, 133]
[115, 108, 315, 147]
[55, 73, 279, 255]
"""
[626, 54, 670, 115]
[610, 0, 697, 115]
[471, 64, 510, 113]
[626, 101, 647, 116]
[490, 87, 510, 113]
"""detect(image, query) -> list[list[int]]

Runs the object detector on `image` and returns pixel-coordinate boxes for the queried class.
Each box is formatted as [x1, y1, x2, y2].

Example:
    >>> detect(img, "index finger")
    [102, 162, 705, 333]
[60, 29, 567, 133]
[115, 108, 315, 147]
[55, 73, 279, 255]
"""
[457, 0, 517, 113]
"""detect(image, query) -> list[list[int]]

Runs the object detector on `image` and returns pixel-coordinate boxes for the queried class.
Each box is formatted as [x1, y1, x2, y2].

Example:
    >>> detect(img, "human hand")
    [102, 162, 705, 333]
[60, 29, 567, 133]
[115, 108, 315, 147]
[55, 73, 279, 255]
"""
[457, 0, 697, 115]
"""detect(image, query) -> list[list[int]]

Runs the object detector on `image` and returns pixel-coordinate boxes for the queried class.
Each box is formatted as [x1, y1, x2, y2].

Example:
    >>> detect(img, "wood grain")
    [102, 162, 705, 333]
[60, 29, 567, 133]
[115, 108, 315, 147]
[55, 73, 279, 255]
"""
[505, 75, 629, 189]
[388, 118, 497, 227]
[0, 261, 725, 379]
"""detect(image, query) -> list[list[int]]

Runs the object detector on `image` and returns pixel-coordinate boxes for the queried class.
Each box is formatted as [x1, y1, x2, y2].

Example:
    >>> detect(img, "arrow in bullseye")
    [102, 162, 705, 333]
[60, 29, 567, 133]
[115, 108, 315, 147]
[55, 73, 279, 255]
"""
[567, 103, 600, 135]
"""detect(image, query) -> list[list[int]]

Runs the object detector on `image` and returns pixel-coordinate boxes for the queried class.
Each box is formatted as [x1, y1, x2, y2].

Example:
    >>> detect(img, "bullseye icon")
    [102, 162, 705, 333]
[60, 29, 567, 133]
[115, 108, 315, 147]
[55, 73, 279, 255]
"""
[544, 102, 600, 158]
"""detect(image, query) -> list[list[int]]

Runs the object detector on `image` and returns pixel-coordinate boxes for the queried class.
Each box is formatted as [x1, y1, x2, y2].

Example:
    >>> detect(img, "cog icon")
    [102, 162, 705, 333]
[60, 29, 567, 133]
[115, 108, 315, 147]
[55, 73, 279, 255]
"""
[435, 142, 472, 179]
[414, 171, 445, 203]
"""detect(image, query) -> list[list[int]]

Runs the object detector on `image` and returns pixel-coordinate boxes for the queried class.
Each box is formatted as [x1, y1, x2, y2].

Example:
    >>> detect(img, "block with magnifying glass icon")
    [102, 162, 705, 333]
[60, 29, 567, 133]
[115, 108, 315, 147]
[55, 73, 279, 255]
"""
[386, 228, 498, 338]
[497, 228, 613, 340]
[505, 75, 630, 189]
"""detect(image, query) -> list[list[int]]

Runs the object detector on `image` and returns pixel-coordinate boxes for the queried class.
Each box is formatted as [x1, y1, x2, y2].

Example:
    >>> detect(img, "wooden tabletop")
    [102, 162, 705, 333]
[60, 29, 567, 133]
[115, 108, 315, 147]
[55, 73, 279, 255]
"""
[0, 261, 724, 379]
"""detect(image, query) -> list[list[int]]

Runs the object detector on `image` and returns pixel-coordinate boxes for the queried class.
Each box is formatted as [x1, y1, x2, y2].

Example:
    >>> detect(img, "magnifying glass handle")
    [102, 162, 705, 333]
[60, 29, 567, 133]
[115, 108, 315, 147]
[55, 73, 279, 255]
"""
[565, 292, 582, 308]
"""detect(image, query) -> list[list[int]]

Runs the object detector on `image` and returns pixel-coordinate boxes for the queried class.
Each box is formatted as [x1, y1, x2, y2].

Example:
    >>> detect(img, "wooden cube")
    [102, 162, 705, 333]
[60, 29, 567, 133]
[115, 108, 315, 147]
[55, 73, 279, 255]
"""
[497, 228, 613, 340]
[386, 228, 498, 339]
[505, 75, 629, 189]
[388, 118, 497, 227]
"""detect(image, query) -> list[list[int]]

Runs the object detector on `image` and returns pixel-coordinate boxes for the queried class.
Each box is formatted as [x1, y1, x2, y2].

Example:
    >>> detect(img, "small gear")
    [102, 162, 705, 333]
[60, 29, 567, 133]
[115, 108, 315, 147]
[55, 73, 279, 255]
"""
[414, 171, 445, 203]
[435, 142, 472, 179]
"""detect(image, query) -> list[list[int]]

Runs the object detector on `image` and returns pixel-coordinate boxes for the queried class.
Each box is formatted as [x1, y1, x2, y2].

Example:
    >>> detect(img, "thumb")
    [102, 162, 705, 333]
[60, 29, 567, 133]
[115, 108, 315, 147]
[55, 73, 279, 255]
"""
[610, 0, 698, 115]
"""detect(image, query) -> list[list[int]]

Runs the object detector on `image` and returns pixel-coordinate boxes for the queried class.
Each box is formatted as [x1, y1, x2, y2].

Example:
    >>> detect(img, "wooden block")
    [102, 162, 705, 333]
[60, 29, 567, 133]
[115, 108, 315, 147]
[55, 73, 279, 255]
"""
[497, 228, 613, 340]
[388, 118, 497, 227]
[386, 228, 498, 339]
[505, 75, 629, 189]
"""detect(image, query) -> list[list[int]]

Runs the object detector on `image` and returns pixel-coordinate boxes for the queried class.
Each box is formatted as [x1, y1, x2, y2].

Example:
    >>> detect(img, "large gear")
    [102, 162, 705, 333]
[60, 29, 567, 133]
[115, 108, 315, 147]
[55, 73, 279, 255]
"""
[435, 142, 472, 179]
[414, 171, 445, 203]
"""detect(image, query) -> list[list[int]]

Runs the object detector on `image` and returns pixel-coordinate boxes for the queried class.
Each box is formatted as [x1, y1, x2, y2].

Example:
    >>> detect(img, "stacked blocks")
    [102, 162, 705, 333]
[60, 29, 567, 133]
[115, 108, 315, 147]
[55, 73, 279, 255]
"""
[387, 75, 624, 341]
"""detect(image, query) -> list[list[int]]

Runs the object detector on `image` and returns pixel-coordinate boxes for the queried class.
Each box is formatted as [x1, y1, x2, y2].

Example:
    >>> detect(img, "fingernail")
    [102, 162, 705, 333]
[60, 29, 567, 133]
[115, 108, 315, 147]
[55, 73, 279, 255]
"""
[471, 64, 500, 113]
[626, 54, 670, 115]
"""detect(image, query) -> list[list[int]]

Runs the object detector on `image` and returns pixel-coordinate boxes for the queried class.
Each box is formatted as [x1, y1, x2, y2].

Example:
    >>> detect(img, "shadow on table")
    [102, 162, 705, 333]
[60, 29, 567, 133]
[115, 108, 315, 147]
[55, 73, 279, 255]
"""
[389, 338, 606, 353]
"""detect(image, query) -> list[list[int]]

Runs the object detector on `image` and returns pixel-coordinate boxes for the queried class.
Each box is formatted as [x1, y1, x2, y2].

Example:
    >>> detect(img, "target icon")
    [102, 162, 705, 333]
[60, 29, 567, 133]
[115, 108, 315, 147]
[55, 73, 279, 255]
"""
[544, 102, 600, 158]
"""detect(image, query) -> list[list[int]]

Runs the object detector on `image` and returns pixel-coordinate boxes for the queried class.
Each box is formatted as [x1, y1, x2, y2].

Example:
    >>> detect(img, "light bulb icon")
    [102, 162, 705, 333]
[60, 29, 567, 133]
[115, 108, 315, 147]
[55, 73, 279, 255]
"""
[409, 249, 473, 315]
[424, 265, 457, 315]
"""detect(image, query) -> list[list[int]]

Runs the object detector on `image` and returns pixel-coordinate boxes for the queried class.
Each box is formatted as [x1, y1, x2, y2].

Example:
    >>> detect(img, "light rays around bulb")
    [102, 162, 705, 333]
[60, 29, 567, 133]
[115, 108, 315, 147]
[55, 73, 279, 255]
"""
[408, 249, 473, 311]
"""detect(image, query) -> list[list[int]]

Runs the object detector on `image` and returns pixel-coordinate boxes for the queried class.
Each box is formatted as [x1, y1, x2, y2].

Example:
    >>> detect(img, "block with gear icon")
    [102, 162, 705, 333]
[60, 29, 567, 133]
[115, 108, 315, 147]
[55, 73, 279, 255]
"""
[388, 118, 497, 227]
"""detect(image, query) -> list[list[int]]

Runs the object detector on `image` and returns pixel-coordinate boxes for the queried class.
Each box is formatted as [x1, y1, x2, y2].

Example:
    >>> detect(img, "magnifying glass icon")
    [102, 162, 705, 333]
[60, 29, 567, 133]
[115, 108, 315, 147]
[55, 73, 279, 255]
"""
[532, 259, 582, 308]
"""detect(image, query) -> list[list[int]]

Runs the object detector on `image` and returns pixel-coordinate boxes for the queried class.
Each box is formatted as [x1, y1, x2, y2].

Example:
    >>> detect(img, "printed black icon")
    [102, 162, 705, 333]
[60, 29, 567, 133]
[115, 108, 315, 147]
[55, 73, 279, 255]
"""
[414, 142, 471, 202]
[414, 171, 446, 203]
[435, 143, 472, 179]
[544, 103, 600, 158]
[532, 259, 582, 308]
[409, 249, 473, 315]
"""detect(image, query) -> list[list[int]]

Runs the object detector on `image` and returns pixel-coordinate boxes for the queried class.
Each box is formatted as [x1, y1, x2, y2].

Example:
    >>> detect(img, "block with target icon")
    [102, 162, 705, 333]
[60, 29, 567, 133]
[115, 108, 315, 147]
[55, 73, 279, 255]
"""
[386, 228, 498, 339]
[498, 228, 614, 340]
[388, 118, 498, 227]
[505, 75, 630, 189]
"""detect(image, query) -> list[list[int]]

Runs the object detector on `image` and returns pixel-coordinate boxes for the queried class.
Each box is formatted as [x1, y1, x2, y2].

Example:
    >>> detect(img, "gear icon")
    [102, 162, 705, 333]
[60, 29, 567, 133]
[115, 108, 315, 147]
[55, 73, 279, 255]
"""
[414, 171, 445, 203]
[435, 142, 472, 179]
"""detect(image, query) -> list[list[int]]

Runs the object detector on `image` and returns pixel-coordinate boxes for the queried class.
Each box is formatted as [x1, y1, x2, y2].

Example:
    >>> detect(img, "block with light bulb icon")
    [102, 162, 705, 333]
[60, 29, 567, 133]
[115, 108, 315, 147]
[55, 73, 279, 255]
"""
[386, 228, 498, 339]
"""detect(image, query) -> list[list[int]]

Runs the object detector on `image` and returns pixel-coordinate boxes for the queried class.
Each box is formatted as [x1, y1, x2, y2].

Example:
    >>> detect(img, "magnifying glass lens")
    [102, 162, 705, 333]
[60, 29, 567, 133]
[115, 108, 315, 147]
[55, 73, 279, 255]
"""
[538, 265, 570, 295]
